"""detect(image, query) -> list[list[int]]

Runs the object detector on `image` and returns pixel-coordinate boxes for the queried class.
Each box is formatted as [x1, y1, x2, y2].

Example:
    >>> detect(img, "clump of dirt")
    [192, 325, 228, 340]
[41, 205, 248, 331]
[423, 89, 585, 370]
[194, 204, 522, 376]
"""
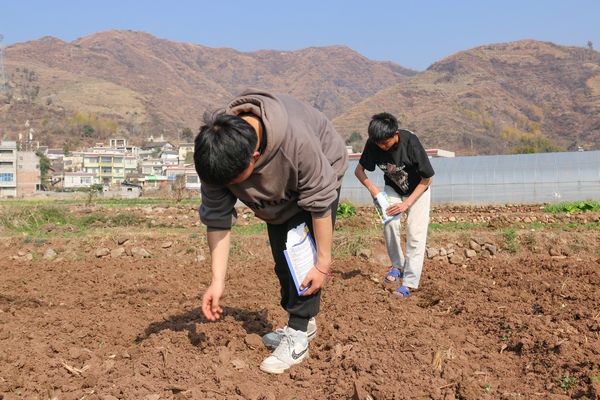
[0, 204, 599, 399]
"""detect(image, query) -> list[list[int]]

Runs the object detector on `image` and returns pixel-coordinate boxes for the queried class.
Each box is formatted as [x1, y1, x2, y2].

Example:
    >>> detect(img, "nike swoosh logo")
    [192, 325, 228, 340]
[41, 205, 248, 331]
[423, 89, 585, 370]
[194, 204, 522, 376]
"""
[291, 347, 308, 360]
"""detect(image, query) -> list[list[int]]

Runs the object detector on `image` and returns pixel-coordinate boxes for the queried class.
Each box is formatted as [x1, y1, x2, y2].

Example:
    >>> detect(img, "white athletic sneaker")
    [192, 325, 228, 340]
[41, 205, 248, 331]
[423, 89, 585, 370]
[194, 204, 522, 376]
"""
[262, 317, 317, 350]
[259, 327, 309, 374]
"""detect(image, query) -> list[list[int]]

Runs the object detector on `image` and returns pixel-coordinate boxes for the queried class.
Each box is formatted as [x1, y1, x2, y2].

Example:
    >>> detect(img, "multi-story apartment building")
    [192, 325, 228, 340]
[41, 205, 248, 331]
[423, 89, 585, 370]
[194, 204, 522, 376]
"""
[82, 152, 137, 186]
[17, 151, 41, 196]
[0, 141, 18, 197]
[0, 140, 40, 197]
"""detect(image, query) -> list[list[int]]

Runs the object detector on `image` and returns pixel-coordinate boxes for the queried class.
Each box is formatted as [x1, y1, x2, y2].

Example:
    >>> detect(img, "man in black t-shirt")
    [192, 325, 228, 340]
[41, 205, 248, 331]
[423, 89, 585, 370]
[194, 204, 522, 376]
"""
[355, 112, 435, 298]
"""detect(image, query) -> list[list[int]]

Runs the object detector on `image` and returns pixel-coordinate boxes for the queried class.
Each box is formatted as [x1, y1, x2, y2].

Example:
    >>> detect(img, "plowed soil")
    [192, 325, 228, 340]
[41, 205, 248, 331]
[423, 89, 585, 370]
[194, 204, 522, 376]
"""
[1, 202, 599, 400]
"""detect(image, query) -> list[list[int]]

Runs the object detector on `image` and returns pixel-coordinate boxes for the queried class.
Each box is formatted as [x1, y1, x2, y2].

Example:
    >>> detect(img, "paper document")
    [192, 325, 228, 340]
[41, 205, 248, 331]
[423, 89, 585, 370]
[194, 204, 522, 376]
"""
[283, 223, 317, 295]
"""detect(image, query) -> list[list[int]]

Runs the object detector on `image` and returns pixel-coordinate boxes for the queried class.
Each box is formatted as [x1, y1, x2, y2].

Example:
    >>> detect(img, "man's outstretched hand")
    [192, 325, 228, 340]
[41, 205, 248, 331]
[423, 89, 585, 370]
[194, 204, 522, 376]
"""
[201, 281, 224, 321]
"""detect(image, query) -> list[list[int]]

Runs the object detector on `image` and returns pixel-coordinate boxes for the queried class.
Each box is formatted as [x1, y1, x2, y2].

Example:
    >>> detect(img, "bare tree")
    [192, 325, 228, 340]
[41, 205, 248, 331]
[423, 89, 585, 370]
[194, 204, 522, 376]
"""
[171, 175, 188, 203]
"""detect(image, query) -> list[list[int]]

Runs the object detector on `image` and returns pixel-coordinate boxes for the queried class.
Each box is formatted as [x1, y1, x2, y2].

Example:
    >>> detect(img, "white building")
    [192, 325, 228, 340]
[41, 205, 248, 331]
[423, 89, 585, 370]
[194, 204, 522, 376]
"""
[63, 172, 96, 188]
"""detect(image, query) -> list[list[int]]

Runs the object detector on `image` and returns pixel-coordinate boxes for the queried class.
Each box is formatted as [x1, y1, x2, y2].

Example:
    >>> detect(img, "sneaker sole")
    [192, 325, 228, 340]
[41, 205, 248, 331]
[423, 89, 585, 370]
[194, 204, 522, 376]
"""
[259, 352, 309, 374]
[259, 364, 288, 374]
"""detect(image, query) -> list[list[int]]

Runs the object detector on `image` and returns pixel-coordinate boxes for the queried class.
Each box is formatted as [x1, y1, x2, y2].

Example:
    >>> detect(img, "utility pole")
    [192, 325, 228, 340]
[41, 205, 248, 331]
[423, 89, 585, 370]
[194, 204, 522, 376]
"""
[0, 34, 7, 93]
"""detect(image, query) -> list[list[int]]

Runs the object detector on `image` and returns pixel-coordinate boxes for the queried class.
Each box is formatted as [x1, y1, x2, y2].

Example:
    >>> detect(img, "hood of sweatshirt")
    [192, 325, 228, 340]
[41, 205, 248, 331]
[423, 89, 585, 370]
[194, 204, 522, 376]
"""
[225, 88, 286, 169]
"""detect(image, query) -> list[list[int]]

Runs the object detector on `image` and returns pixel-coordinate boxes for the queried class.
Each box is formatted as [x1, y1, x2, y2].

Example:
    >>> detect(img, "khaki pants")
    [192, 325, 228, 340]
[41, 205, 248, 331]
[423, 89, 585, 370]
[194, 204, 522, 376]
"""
[383, 185, 431, 289]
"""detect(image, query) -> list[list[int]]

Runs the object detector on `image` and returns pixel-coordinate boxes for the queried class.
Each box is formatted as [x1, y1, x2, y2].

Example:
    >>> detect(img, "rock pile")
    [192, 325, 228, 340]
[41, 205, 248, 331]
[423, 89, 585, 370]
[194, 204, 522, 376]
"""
[426, 236, 499, 265]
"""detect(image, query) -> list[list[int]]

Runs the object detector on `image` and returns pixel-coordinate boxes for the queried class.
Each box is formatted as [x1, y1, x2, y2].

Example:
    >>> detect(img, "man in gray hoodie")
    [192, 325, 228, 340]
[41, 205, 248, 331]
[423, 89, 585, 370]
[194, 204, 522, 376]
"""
[194, 88, 349, 374]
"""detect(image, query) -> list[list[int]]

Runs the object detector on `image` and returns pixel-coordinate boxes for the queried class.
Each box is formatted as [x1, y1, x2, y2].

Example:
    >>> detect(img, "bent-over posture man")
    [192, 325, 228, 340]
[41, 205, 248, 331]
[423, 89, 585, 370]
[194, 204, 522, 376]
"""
[194, 88, 348, 374]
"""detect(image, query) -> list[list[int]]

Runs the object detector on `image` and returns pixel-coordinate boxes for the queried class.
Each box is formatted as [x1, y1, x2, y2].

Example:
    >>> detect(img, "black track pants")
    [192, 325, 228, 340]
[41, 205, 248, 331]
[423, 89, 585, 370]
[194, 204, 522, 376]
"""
[266, 190, 340, 332]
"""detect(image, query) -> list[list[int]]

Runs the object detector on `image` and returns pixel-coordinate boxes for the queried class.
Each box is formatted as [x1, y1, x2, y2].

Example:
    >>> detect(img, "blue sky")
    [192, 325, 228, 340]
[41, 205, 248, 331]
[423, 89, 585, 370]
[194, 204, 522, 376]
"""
[2, 0, 599, 71]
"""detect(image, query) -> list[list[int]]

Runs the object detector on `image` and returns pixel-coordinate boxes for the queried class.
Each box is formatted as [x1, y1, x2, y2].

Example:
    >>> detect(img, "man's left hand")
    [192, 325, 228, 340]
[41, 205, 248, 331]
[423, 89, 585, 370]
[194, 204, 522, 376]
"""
[300, 265, 330, 296]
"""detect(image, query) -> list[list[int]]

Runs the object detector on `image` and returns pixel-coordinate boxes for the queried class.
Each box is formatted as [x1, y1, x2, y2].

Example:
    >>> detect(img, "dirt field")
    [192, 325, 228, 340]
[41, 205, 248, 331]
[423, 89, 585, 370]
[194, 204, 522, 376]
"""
[1, 202, 599, 400]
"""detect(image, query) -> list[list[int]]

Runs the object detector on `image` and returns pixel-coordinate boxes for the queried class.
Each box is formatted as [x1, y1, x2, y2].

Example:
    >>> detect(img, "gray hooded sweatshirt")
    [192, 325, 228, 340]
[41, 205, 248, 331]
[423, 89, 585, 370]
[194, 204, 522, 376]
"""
[199, 88, 349, 229]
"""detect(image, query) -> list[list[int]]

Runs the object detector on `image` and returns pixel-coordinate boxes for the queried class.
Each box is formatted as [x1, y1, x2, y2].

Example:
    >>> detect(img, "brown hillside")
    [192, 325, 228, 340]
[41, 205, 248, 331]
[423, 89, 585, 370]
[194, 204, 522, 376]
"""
[1, 30, 413, 147]
[2, 34, 598, 155]
[333, 40, 600, 155]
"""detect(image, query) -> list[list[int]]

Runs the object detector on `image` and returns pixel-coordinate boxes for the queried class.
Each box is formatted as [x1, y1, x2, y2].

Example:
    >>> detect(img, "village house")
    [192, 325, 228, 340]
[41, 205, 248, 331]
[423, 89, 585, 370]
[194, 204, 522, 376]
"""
[0, 140, 40, 197]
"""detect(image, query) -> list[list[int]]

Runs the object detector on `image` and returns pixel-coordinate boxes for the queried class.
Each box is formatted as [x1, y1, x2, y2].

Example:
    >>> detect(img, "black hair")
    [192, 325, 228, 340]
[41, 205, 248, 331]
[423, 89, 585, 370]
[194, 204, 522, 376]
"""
[367, 112, 399, 142]
[193, 111, 258, 186]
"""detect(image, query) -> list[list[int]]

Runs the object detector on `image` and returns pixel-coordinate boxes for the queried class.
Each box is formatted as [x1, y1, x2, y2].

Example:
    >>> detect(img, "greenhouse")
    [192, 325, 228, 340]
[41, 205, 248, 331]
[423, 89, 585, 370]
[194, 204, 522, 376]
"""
[340, 150, 600, 205]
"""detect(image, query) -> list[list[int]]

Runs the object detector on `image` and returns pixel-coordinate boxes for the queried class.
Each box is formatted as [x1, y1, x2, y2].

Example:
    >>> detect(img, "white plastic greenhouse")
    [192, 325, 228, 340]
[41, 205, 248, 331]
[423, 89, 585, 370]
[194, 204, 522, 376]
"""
[340, 151, 600, 205]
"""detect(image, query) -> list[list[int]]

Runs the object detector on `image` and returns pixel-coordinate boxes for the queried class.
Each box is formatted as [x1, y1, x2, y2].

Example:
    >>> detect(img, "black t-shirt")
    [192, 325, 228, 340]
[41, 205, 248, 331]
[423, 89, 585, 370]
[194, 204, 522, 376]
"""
[359, 129, 435, 196]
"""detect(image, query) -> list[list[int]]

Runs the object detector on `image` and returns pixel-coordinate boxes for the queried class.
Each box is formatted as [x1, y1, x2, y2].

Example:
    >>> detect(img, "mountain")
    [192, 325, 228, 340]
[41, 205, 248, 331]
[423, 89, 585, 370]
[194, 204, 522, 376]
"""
[333, 40, 600, 154]
[1, 32, 598, 155]
[1, 30, 414, 148]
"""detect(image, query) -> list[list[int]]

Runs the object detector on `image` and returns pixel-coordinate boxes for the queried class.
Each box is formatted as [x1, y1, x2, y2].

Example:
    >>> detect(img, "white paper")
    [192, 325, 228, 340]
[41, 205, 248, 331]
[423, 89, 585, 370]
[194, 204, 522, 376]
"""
[284, 223, 317, 295]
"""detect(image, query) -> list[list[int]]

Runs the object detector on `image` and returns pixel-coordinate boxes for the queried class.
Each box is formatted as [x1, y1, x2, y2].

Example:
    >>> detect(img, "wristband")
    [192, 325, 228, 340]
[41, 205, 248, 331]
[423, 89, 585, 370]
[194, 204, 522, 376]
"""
[315, 265, 332, 276]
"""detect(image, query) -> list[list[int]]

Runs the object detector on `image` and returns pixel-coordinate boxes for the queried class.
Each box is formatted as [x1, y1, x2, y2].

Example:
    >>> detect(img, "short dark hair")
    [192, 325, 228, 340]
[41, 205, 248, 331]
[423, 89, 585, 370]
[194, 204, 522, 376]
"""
[367, 112, 398, 142]
[193, 111, 258, 186]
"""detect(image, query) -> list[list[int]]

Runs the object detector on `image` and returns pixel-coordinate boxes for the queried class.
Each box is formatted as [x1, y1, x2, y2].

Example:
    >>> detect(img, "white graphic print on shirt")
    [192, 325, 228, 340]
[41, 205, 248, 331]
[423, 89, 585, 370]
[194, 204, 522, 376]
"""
[379, 162, 409, 192]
